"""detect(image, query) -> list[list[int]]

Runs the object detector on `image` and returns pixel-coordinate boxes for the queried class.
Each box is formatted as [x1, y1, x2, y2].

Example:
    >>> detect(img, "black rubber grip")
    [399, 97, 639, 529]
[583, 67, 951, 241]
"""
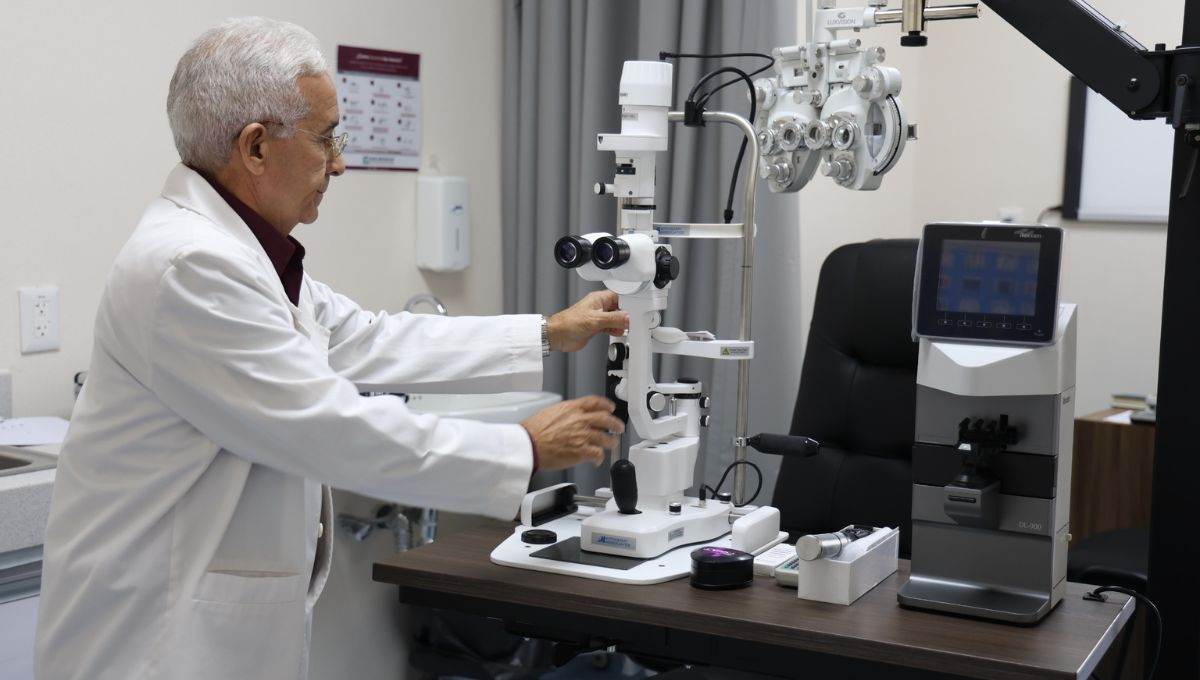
[746, 433, 821, 457]
[610, 459, 639, 514]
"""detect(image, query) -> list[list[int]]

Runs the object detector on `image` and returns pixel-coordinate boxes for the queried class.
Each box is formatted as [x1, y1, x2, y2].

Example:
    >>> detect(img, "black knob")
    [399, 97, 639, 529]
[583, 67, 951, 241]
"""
[700, 415, 711, 427]
[607, 342, 628, 366]
[716, 491, 732, 504]
[611, 459, 640, 515]
[521, 528, 558, 545]
[654, 247, 680, 289]
[900, 32, 928, 47]
[669, 502, 682, 515]
[605, 375, 628, 425]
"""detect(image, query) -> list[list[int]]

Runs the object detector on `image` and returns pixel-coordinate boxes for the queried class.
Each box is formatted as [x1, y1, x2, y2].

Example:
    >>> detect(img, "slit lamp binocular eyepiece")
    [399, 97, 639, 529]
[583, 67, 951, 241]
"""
[555, 234, 632, 270]
[554, 232, 679, 288]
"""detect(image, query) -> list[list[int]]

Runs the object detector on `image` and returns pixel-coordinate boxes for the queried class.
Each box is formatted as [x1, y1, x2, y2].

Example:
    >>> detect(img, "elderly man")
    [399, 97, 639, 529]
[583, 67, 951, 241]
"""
[34, 17, 625, 680]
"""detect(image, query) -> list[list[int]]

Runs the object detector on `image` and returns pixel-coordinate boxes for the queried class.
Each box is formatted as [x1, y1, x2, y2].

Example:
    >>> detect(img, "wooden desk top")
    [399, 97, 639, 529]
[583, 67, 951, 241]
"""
[374, 521, 1133, 680]
[1078, 408, 1156, 426]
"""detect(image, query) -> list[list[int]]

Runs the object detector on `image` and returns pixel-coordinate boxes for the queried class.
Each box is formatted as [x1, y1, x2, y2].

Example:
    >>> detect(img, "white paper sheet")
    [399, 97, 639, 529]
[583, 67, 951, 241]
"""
[1103, 410, 1133, 425]
[0, 417, 69, 446]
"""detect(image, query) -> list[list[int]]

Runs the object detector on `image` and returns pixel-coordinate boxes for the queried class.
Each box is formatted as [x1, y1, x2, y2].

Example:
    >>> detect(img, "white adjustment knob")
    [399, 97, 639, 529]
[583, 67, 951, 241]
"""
[647, 392, 668, 412]
[759, 161, 792, 183]
[821, 158, 855, 182]
[756, 128, 777, 155]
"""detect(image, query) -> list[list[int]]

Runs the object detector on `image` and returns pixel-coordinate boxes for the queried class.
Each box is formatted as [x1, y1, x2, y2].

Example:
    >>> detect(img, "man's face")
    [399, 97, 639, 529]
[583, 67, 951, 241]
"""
[258, 73, 345, 234]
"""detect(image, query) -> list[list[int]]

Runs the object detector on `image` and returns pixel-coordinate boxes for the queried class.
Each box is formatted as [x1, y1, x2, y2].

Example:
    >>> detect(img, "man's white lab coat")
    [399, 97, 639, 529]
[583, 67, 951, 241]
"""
[34, 165, 540, 680]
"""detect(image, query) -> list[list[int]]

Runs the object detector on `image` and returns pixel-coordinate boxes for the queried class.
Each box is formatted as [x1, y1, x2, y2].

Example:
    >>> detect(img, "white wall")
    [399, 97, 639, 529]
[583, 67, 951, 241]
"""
[0, 0, 506, 419]
[797, 0, 1180, 416]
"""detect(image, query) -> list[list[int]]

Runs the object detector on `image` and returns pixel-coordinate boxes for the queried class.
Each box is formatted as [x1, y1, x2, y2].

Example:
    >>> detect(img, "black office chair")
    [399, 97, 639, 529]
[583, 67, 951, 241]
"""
[771, 239, 920, 558]
[1068, 527, 1149, 593]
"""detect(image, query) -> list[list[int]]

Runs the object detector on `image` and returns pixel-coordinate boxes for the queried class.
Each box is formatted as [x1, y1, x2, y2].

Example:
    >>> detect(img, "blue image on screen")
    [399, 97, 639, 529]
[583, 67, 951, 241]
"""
[936, 240, 1040, 316]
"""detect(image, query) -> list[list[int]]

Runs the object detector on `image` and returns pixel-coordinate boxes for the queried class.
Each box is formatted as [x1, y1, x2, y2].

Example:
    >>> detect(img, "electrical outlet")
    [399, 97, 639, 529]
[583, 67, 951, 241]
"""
[0, 370, 11, 419]
[997, 206, 1024, 223]
[19, 286, 61, 353]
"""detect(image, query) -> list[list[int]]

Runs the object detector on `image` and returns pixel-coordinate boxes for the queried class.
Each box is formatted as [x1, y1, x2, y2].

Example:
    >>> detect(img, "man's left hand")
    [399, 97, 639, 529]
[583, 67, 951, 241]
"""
[547, 290, 629, 353]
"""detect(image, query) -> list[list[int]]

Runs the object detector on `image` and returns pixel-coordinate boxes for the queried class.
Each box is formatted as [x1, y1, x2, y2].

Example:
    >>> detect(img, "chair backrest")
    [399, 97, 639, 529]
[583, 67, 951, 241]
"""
[771, 239, 920, 557]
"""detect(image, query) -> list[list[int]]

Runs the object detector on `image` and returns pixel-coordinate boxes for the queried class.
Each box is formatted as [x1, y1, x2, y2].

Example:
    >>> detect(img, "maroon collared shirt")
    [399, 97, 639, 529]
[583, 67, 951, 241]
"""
[194, 169, 305, 306]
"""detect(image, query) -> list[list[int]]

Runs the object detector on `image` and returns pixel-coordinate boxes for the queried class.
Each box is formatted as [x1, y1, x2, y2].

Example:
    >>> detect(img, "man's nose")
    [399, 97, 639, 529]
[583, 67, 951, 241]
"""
[328, 153, 346, 177]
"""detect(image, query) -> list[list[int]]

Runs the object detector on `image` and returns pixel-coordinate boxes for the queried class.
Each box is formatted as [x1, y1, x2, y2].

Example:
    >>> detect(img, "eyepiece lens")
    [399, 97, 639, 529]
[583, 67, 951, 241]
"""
[591, 237, 630, 270]
[557, 241, 577, 262]
[594, 241, 614, 265]
[553, 235, 591, 268]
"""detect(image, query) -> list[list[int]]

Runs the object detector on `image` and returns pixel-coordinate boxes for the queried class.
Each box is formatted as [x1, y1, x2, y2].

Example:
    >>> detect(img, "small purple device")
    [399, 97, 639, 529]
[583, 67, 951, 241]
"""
[689, 546, 754, 590]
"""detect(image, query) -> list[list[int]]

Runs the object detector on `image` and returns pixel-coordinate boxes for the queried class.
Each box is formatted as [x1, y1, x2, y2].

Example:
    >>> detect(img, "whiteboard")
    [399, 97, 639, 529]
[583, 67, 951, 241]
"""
[1064, 79, 1175, 223]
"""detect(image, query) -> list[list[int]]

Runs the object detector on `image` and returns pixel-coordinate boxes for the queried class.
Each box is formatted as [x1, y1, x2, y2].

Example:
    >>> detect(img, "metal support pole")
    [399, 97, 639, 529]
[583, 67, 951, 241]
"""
[1149, 2, 1200, 674]
[666, 111, 760, 505]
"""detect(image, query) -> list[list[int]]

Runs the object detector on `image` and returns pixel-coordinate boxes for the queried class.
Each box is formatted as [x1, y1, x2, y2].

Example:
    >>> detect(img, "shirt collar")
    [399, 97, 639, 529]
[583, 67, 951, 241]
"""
[190, 167, 306, 279]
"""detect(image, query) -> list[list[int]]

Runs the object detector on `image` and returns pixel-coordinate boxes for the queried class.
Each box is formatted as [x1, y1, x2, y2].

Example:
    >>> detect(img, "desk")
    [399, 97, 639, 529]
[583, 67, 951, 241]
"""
[374, 521, 1134, 680]
[1071, 409, 1155, 546]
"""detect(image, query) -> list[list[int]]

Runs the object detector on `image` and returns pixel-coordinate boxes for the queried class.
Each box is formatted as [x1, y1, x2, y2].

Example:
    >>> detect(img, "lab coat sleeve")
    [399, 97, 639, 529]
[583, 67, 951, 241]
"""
[307, 277, 543, 394]
[145, 249, 532, 519]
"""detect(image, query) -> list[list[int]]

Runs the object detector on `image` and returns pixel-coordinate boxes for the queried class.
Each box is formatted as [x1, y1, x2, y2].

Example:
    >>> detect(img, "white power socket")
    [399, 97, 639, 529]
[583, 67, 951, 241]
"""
[997, 206, 1025, 223]
[19, 286, 61, 353]
[0, 369, 11, 419]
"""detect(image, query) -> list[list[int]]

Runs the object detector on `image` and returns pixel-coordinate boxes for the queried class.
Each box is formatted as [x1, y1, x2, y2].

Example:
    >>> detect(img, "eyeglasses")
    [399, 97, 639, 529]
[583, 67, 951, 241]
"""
[263, 121, 349, 158]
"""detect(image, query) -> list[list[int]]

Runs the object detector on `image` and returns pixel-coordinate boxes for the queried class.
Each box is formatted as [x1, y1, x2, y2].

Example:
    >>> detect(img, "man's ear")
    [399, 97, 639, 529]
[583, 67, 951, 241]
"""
[235, 123, 271, 176]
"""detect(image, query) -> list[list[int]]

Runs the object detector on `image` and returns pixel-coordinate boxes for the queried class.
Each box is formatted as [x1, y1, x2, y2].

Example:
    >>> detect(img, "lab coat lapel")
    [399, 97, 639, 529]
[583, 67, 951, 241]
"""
[161, 164, 292, 304]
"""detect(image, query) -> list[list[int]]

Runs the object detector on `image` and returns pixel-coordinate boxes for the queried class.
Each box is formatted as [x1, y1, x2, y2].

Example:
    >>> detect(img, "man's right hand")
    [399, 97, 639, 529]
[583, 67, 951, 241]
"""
[522, 396, 625, 471]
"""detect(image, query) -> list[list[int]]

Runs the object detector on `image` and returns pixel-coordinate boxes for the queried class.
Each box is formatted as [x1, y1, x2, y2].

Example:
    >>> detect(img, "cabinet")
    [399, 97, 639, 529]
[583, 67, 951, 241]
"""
[1069, 409, 1155, 546]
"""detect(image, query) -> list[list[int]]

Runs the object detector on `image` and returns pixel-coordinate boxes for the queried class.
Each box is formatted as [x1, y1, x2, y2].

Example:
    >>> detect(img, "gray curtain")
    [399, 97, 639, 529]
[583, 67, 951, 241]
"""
[503, 0, 801, 505]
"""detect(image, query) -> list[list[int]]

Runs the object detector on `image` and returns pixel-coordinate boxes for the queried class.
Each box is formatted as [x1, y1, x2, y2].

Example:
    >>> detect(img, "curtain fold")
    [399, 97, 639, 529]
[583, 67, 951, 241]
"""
[504, 0, 800, 504]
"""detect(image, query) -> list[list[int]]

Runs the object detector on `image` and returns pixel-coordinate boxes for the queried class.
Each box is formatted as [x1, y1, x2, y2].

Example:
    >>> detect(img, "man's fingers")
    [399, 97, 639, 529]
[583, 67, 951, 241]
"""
[594, 310, 629, 331]
[589, 290, 620, 310]
[585, 446, 606, 466]
[586, 429, 621, 450]
[579, 411, 624, 433]
[572, 395, 615, 412]
[601, 415, 626, 434]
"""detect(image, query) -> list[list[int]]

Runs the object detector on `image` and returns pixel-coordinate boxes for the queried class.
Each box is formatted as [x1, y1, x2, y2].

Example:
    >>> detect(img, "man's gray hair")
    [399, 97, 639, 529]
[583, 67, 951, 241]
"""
[167, 17, 329, 173]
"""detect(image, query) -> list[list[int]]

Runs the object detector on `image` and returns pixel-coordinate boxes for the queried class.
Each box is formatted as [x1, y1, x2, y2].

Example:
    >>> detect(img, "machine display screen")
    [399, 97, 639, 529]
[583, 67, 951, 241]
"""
[915, 224, 1062, 345]
[936, 240, 1040, 316]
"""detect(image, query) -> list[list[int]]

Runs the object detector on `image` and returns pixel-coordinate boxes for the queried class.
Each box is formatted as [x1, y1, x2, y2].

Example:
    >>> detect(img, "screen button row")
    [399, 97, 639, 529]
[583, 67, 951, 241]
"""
[936, 319, 1034, 331]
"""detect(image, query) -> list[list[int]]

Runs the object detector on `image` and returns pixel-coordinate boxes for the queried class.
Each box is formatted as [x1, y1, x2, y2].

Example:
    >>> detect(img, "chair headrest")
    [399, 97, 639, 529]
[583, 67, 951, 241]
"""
[810, 239, 919, 368]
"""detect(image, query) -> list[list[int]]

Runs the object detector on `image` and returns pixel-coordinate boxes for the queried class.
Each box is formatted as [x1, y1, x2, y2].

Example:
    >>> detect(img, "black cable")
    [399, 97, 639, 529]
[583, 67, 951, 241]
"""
[695, 61, 775, 110]
[661, 52, 774, 224]
[1084, 585, 1162, 680]
[697, 67, 756, 224]
[686, 66, 755, 114]
[708, 460, 764, 507]
[660, 51, 774, 68]
[1037, 204, 1063, 223]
